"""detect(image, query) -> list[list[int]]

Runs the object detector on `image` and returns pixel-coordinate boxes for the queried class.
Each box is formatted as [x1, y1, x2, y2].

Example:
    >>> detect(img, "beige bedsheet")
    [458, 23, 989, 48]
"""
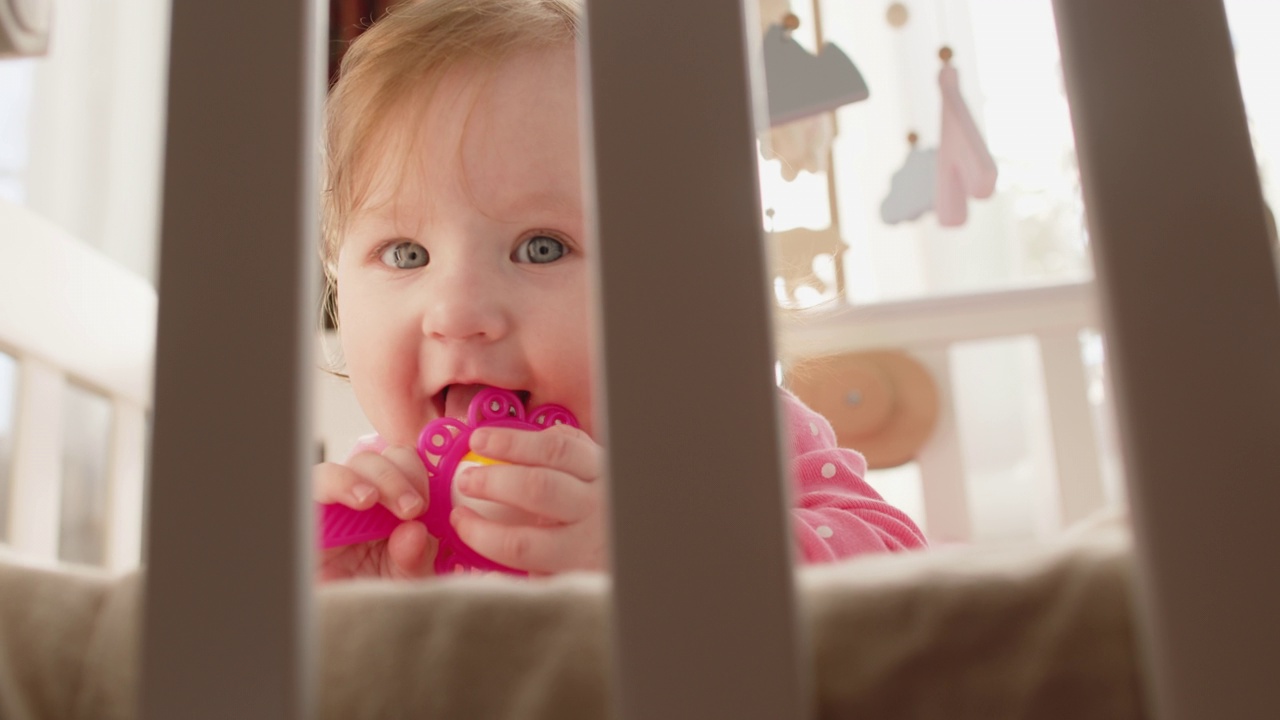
[0, 516, 1146, 719]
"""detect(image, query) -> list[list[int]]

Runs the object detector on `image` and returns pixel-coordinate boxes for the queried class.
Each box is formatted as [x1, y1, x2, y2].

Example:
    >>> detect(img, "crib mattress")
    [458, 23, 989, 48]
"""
[0, 517, 1145, 720]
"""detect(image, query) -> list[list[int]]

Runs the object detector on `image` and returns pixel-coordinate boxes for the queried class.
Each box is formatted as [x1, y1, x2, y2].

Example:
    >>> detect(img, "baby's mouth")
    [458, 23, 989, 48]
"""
[435, 384, 532, 419]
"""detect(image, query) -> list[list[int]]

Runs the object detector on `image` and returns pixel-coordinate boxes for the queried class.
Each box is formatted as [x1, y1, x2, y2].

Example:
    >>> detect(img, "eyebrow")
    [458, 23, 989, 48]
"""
[348, 190, 581, 233]
[495, 190, 582, 218]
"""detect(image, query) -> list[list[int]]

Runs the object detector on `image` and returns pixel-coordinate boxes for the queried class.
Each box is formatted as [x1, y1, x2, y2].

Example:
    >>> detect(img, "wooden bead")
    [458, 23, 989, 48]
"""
[886, 2, 910, 28]
[907, 131, 919, 146]
[782, 13, 801, 31]
[939, 46, 954, 63]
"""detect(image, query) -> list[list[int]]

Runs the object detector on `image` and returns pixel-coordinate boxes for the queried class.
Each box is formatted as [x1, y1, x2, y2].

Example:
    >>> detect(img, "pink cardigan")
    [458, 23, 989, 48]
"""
[778, 389, 928, 561]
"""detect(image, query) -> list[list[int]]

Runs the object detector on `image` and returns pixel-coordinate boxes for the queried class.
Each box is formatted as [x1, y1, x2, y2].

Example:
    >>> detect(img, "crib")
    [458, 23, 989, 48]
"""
[0, 201, 153, 573]
[1, 0, 1278, 718]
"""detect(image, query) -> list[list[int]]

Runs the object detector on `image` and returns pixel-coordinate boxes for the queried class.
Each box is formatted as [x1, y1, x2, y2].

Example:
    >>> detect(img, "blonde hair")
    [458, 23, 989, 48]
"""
[321, 0, 580, 325]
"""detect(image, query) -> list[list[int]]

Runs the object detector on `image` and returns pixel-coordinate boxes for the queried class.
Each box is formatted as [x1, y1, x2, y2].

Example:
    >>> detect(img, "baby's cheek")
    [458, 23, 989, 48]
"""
[454, 459, 541, 525]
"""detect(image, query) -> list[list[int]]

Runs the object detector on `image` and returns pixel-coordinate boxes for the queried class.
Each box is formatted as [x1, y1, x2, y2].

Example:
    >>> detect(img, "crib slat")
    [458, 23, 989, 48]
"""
[1037, 329, 1105, 529]
[7, 356, 65, 561]
[1053, 1, 1280, 717]
[105, 399, 147, 573]
[140, 1, 322, 719]
[912, 347, 973, 544]
[581, 1, 808, 719]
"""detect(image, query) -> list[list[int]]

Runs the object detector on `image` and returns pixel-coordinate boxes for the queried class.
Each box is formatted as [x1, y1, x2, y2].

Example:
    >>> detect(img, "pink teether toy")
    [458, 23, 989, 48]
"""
[319, 387, 579, 575]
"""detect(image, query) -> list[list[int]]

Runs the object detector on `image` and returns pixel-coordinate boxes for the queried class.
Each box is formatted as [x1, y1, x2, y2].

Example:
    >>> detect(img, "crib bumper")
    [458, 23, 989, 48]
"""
[0, 522, 1143, 720]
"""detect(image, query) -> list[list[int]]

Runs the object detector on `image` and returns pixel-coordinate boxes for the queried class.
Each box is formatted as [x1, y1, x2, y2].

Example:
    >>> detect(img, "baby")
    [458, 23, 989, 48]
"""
[314, 0, 926, 581]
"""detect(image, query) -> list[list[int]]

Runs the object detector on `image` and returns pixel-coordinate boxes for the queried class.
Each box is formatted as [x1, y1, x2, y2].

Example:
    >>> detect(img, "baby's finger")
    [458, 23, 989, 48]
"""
[451, 507, 606, 574]
[469, 424, 602, 480]
[380, 445, 430, 496]
[385, 521, 437, 579]
[346, 451, 427, 520]
[457, 464, 595, 524]
[313, 462, 378, 509]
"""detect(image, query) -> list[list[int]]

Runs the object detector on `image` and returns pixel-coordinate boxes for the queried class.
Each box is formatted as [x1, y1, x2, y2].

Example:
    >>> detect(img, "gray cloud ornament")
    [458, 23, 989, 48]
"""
[763, 23, 869, 127]
[881, 147, 938, 225]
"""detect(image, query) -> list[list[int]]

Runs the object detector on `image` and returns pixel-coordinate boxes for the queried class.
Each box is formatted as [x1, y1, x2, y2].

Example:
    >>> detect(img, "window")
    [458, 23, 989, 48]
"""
[0, 0, 169, 282]
[763, 0, 1280, 306]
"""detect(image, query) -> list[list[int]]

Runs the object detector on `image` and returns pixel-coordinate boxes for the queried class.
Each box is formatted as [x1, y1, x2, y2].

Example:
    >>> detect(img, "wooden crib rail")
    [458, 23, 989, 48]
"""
[582, 0, 807, 717]
[1053, 1, 1280, 718]
[139, 1, 322, 719]
[775, 282, 1097, 360]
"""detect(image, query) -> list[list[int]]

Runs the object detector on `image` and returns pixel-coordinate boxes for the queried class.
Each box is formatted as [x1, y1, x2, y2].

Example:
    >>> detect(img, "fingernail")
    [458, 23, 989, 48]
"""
[449, 508, 460, 526]
[456, 471, 472, 493]
[398, 493, 423, 517]
[470, 429, 491, 452]
[351, 483, 375, 505]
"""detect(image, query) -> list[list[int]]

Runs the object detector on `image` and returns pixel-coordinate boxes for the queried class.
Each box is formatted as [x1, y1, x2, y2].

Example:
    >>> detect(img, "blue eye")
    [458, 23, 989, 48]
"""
[515, 235, 567, 264]
[379, 241, 429, 269]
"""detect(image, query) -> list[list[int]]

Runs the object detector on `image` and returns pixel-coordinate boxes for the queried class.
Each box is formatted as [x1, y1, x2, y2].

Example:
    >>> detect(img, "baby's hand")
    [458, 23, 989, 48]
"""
[312, 446, 438, 582]
[451, 424, 607, 574]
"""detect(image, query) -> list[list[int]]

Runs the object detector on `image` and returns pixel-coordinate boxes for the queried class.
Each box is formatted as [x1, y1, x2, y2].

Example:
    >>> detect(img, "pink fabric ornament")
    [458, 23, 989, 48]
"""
[934, 50, 997, 227]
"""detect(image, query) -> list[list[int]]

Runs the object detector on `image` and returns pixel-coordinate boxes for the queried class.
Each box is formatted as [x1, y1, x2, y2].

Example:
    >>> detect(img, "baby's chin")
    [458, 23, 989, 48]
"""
[372, 411, 434, 449]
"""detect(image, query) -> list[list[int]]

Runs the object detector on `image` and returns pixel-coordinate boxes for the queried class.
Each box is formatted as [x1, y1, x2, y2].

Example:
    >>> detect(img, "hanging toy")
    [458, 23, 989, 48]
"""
[934, 46, 997, 227]
[880, 132, 938, 224]
[318, 387, 580, 576]
[762, 12, 869, 128]
[760, 9, 867, 181]
[885, 2, 910, 29]
[761, 111, 837, 181]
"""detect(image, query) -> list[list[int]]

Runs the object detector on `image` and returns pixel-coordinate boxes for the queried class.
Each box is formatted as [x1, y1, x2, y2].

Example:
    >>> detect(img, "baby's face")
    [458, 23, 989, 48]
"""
[336, 48, 593, 446]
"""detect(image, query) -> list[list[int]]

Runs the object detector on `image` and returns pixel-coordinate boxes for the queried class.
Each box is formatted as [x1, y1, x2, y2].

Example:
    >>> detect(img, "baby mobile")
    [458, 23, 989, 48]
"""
[880, 1, 998, 227]
[758, 0, 871, 307]
[758, 0, 999, 236]
[759, 0, 869, 174]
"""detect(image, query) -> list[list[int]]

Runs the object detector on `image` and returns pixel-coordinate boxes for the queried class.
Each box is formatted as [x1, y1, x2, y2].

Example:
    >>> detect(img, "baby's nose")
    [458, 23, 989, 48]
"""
[420, 271, 512, 341]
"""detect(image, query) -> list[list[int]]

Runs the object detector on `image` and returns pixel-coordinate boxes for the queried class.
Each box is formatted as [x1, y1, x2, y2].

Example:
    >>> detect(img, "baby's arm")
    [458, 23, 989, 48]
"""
[780, 390, 928, 562]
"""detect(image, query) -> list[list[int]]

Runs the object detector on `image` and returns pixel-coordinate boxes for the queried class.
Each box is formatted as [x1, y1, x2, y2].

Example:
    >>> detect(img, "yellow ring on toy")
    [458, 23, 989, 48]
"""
[460, 451, 503, 468]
